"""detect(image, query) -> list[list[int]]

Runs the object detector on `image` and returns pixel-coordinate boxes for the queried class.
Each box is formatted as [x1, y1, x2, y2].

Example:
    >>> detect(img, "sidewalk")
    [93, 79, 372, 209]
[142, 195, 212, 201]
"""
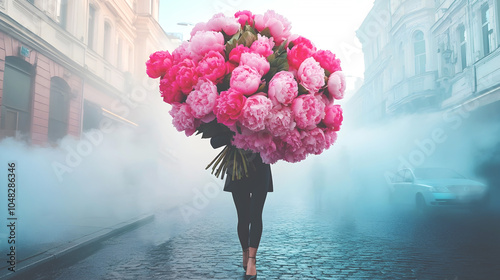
[0, 213, 154, 279]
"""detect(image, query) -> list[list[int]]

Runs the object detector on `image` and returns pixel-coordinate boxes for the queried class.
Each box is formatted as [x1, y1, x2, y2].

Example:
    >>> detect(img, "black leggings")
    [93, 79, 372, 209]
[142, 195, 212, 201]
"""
[232, 189, 268, 250]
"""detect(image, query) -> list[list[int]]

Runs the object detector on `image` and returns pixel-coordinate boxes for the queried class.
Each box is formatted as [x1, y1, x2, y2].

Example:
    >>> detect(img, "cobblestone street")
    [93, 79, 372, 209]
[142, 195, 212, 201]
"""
[30, 191, 500, 280]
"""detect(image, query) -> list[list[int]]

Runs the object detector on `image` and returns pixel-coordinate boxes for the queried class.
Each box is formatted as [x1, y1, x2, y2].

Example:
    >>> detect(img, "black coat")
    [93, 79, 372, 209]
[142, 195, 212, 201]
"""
[210, 134, 273, 193]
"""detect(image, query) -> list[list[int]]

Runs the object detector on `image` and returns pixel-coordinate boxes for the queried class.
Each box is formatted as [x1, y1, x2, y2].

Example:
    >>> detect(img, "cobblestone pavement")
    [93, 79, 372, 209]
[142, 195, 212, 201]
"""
[29, 194, 500, 280]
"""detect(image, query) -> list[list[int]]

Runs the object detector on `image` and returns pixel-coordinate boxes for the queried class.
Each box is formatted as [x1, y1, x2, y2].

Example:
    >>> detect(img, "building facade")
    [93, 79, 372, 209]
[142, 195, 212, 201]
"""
[0, 0, 178, 145]
[349, 0, 500, 125]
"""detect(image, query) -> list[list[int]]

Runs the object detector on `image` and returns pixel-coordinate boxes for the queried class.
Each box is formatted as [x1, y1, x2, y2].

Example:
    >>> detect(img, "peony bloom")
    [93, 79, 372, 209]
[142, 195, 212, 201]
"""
[239, 95, 272, 131]
[215, 88, 247, 126]
[327, 71, 346, 100]
[281, 129, 307, 163]
[240, 52, 270, 76]
[297, 57, 325, 94]
[160, 79, 184, 104]
[206, 13, 240, 36]
[260, 138, 285, 164]
[265, 105, 296, 137]
[323, 128, 338, 147]
[250, 34, 275, 58]
[235, 10, 255, 27]
[168, 58, 199, 94]
[146, 51, 173, 79]
[253, 10, 292, 45]
[230, 65, 262, 96]
[172, 41, 193, 64]
[189, 31, 225, 59]
[268, 71, 298, 105]
[301, 128, 326, 155]
[190, 22, 209, 39]
[287, 36, 316, 71]
[313, 50, 342, 74]
[170, 103, 198, 136]
[186, 79, 219, 119]
[323, 104, 343, 131]
[228, 45, 250, 64]
[196, 51, 226, 83]
[292, 94, 326, 130]
[233, 130, 276, 155]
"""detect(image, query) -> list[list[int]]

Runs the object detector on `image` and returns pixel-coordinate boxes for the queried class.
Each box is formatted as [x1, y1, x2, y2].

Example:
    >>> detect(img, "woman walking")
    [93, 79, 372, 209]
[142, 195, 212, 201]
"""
[211, 133, 273, 280]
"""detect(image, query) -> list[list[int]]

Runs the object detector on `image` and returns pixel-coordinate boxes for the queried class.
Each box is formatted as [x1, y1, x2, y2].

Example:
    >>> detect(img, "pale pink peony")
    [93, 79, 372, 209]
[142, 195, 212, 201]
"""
[260, 138, 285, 164]
[254, 10, 292, 45]
[168, 58, 199, 94]
[281, 129, 307, 163]
[228, 45, 250, 64]
[172, 41, 193, 63]
[292, 94, 326, 130]
[232, 130, 276, 155]
[159, 79, 184, 104]
[230, 65, 262, 96]
[301, 128, 326, 155]
[215, 88, 247, 126]
[189, 31, 225, 59]
[313, 50, 342, 74]
[196, 51, 226, 83]
[206, 13, 240, 36]
[297, 57, 325, 94]
[265, 105, 296, 137]
[186, 79, 219, 119]
[268, 71, 298, 105]
[287, 36, 316, 71]
[240, 52, 270, 76]
[235, 10, 255, 27]
[239, 95, 272, 131]
[323, 128, 338, 147]
[190, 22, 209, 39]
[323, 104, 343, 131]
[327, 71, 346, 100]
[170, 103, 198, 136]
[250, 34, 275, 58]
[146, 51, 173, 79]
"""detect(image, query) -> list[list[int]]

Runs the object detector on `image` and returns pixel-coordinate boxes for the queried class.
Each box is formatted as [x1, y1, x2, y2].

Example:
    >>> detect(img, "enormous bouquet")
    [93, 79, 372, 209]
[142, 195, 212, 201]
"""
[146, 10, 346, 180]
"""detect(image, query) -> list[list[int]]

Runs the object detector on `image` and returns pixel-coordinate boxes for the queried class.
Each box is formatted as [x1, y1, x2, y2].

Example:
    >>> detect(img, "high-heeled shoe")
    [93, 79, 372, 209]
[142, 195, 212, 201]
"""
[244, 256, 257, 280]
[243, 249, 249, 271]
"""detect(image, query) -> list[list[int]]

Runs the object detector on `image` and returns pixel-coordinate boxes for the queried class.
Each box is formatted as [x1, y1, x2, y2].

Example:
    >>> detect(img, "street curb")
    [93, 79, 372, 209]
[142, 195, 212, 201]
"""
[0, 213, 155, 279]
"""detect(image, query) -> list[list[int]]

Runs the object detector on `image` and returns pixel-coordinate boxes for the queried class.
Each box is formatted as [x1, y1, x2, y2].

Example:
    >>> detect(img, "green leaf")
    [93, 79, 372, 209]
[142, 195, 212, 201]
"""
[244, 24, 257, 35]
[257, 81, 267, 93]
[259, 27, 272, 38]
[298, 84, 308, 95]
[237, 31, 257, 47]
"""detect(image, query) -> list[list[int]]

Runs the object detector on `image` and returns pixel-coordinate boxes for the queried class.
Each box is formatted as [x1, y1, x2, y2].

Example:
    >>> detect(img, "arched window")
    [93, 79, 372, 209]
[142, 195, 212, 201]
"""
[457, 24, 467, 71]
[413, 31, 426, 75]
[104, 21, 112, 62]
[48, 77, 70, 142]
[0, 56, 33, 140]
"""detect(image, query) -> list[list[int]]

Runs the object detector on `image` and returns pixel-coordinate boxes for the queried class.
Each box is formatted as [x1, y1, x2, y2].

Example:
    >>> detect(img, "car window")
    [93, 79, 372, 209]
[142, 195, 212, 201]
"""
[392, 170, 405, 183]
[403, 170, 413, 182]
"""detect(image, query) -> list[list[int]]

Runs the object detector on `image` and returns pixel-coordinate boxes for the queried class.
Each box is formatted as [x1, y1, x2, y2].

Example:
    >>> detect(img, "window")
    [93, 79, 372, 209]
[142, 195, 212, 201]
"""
[481, 4, 494, 56]
[413, 31, 426, 75]
[56, 0, 68, 29]
[104, 21, 111, 62]
[117, 37, 123, 70]
[48, 77, 70, 142]
[0, 57, 33, 140]
[88, 5, 96, 50]
[83, 100, 102, 131]
[399, 42, 405, 81]
[457, 25, 467, 71]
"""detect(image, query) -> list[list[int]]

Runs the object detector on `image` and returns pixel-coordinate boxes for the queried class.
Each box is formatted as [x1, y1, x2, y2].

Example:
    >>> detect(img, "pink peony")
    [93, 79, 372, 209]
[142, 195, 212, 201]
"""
[240, 52, 270, 76]
[235, 10, 255, 27]
[313, 50, 342, 74]
[250, 34, 275, 58]
[190, 22, 209, 39]
[301, 128, 326, 155]
[230, 65, 262, 96]
[254, 10, 292, 45]
[189, 31, 225, 59]
[281, 129, 307, 163]
[297, 57, 325, 94]
[170, 103, 198, 136]
[186, 79, 219, 119]
[146, 51, 173, 79]
[265, 105, 296, 137]
[228, 45, 250, 64]
[196, 51, 226, 83]
[215, 88, 247, 126]
[168, 58, 199, 94]
[327, 71, 346, 100]
[268, 71, 298, 105]
[323, 104, 343, 131]
[232, 130, 276, 155]
[239, 95, 272, 131]
[226, 61, 238, 74]
[323, 128, 338, 147]
[292, 94, 326, 130]
[206, 13, 240, 36]
[260, 138, 285, 164]
[160, 79, 184, 104]
[287, 36, 316, 71]
[172, 41, 193, 63]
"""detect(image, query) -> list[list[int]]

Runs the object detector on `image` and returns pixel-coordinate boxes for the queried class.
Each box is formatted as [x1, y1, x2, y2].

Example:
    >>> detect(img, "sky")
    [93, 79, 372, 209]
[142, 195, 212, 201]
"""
[158, 0, 374, 96]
